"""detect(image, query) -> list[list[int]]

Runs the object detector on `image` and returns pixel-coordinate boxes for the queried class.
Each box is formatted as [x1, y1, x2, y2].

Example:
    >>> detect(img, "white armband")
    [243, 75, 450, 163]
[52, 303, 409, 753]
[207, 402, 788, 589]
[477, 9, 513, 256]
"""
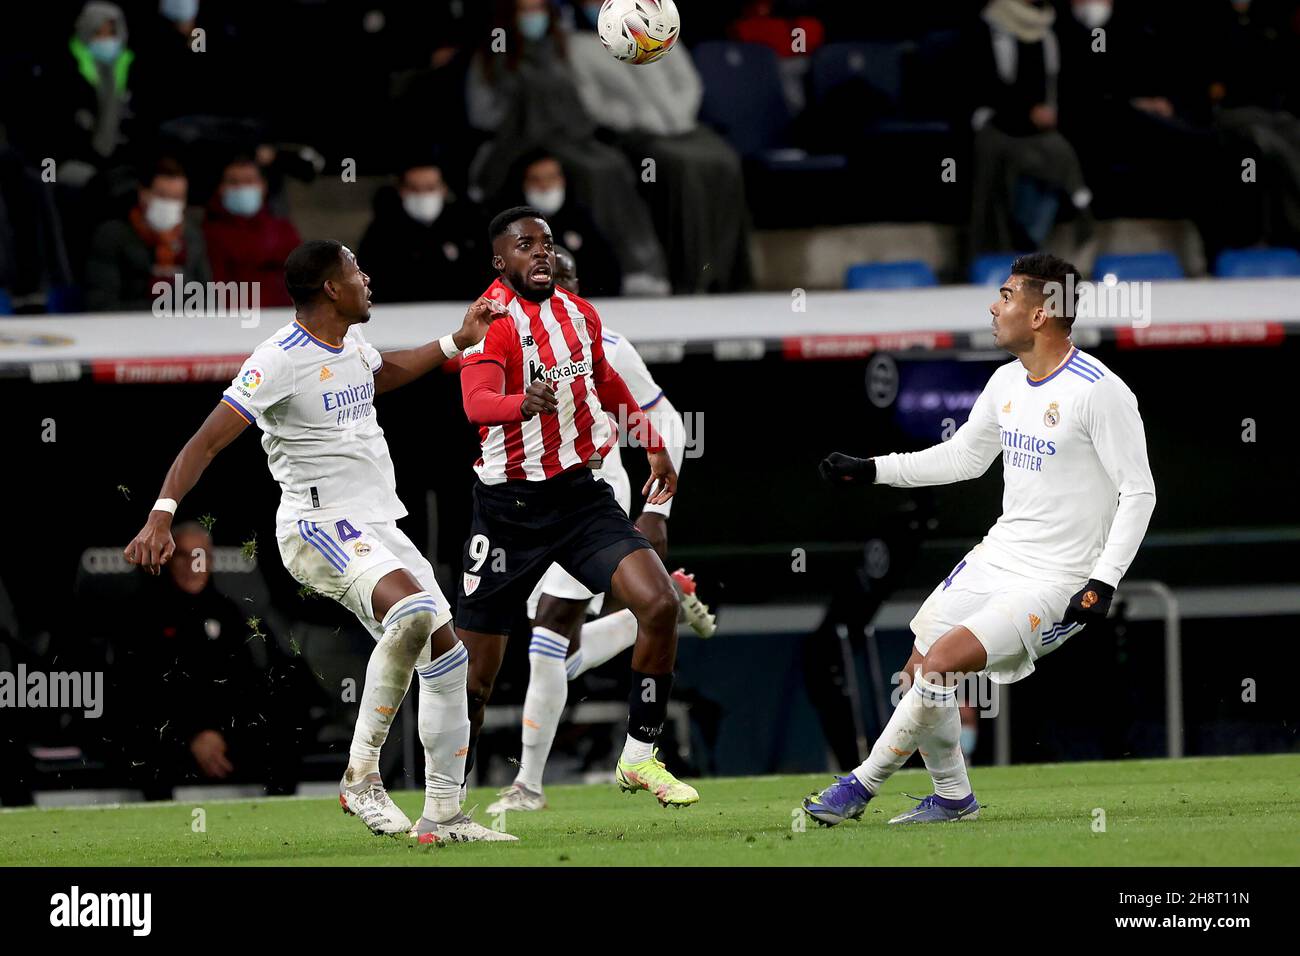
[439, 333, 461, 359]
[151, 498, 178, 515]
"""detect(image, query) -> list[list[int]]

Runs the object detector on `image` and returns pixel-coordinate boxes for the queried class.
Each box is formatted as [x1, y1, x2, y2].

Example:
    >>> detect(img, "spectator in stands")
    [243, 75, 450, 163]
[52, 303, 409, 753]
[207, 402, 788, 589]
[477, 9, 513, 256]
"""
[967, 0, 1095, 255]
[728, 0, 825, 56]
[466, 0, 669, 293]
[499, 150, 623, 297]
[203, 154, 300, 308]
[51, 2, 136, 187]
[111, 522, 302, 798]
[1057, 1, 1218, 229]
[83, 156, 211, 312]
[358, 159, 489, 302]
[567, 6, 753, 293]
[1194, 0, 1300, 247]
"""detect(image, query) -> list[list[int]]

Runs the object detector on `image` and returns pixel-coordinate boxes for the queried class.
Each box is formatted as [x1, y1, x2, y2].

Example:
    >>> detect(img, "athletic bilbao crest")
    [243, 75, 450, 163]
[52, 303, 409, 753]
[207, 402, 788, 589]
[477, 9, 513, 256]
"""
[463, 572, 481, 595]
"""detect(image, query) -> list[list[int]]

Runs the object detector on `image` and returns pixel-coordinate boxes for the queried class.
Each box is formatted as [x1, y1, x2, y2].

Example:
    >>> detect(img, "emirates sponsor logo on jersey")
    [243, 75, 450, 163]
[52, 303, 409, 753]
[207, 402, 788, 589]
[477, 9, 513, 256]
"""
[463, 572, 481, 595]
[528, 357, 591, 385]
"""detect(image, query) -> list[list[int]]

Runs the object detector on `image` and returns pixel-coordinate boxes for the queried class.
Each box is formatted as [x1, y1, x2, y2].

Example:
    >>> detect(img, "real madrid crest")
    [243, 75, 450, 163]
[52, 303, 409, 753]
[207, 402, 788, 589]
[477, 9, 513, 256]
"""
[1044, 401, 1060, 427]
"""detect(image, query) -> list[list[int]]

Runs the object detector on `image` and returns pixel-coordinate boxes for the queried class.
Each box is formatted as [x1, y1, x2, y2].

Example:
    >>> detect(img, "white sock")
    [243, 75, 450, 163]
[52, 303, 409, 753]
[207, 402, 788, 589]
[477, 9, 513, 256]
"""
[621, 735, 654, 764]
[417, 641, 470, 823]
[853, 675, 957, 796]
[917, 702, 973, 799]
[567, 609, 638, 678]
[516, 627, 569, 790]
[347, 592, 438, 779]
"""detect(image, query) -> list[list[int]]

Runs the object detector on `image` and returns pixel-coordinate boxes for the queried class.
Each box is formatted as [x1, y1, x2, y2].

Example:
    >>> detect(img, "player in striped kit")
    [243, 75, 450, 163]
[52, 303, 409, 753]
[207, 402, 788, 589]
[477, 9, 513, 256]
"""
[804, 253, 1156, 825]
[487, 246, 715, 814]
[456, 208, 699, 808]
[124, 240, 515, 843]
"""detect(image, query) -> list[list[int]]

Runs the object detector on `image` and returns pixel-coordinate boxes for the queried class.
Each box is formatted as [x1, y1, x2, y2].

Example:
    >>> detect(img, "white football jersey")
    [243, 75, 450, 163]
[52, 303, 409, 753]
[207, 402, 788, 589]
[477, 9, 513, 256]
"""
[874, 347, 1156, 587]
[598, 326, 681, 517]
[221, 320, 405, 530]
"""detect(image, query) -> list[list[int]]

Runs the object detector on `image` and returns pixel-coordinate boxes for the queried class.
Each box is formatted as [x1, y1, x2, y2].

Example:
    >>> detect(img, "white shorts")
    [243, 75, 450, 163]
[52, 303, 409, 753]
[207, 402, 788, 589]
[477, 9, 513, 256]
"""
[909, 547, 1083, 684]
[526, 454, 633, 618]
[277, 518, 452, 643]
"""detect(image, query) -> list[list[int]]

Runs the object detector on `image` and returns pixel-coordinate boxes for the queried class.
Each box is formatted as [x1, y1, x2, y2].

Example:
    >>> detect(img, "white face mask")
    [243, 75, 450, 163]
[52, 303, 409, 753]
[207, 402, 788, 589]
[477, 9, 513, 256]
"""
[145, 196, 185, 232]
[524, 186, 565, 217]
[402, 191, 445, 224]
[1073, 0, 1112, 28]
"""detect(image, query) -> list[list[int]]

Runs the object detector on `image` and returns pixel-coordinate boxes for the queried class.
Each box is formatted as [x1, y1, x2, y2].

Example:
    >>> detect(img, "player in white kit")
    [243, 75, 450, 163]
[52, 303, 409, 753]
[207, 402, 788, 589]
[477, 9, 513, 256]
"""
[487, 246, 715, 814]
[124, 240, 515, 843]
[804, 253, 1156, 826]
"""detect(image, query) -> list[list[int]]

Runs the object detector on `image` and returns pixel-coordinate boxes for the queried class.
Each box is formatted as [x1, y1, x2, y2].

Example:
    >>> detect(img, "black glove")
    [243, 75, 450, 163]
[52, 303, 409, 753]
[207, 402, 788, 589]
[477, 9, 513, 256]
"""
[1061, 579, 1115, 630]
[818, 453, 876, 484]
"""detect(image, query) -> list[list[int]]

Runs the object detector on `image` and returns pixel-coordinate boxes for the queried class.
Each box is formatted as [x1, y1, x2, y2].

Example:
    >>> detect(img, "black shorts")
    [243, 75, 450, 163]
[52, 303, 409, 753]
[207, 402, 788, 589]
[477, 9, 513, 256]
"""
[454, 467, 652, 637]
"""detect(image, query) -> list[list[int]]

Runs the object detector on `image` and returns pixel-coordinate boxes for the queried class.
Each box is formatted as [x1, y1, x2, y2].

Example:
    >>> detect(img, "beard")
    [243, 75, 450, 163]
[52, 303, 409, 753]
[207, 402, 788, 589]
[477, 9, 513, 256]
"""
[511, 273, 555, 303]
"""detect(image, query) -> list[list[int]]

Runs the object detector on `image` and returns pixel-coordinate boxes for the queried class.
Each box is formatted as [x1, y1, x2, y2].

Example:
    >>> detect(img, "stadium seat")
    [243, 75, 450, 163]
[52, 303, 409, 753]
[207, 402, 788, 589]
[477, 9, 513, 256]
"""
[1213, 247, 1300, 278]
[810, 42, 906, 111]
[845, 260, 939, 290]
[970, 253, 1026, 286]
[0, 289, 11, 315]
[1092, 252, 1185, 282]
[694, 41, 849, 226]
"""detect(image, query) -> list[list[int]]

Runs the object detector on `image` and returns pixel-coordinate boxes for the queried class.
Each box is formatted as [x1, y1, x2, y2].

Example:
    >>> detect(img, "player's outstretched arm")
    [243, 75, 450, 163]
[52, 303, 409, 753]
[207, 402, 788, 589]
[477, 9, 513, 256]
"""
[373, 296, 508, 394]
[123, 403, 249, 574]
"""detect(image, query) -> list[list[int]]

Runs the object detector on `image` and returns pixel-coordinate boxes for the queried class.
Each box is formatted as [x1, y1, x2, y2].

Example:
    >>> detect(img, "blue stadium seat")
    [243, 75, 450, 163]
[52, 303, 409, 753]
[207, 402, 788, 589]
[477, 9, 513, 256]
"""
[0, 289, 11, 315]
[969, 253, 1026, 286]
[1092, 252, 1185, 282]
[810, 42, 906, 110]
[1213, 247, 1300, 278]
[694, 41, 846, 170]
[845, 261, 939, 290]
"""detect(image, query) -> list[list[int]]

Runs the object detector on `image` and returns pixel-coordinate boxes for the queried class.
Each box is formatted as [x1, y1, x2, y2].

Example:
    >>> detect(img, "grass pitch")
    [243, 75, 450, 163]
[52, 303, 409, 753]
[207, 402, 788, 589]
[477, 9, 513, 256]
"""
[1, 755, 1295, 866]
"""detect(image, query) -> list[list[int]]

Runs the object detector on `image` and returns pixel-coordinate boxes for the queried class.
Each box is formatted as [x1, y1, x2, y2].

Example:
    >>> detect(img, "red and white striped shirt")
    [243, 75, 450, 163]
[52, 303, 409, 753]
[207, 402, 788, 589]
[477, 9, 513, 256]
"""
[461, 278, 653, 484]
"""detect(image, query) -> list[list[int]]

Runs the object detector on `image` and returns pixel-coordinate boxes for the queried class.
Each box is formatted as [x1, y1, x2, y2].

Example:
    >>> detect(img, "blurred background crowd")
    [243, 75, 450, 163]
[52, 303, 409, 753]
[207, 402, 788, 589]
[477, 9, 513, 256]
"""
[1, 0, 1299, 315]
[2, 0, 1298, 805]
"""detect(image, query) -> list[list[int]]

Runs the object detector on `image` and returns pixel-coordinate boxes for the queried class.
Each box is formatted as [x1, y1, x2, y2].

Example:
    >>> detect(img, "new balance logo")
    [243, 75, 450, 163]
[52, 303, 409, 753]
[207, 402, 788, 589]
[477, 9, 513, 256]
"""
[520, 335, 535, 347]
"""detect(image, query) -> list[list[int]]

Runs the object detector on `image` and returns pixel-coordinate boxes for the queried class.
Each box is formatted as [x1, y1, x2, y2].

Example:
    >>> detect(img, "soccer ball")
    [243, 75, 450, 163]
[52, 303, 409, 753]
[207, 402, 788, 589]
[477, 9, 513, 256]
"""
[597, 0, 680, 65]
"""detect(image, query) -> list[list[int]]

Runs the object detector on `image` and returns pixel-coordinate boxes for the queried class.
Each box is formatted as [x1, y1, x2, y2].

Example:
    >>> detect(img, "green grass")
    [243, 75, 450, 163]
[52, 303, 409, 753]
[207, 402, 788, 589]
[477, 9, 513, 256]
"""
[1, 755, 1296, 866]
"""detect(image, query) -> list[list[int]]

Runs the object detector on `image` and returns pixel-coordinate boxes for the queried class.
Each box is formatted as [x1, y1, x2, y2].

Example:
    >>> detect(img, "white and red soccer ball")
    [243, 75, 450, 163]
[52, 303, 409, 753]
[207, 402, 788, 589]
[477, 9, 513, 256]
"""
[597, 0, 681, 65]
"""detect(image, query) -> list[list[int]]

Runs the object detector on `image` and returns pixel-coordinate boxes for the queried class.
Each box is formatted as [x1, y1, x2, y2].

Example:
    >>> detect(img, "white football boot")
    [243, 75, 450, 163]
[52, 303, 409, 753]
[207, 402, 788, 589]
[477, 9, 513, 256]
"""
[486, 782, 547, 815]
[409, 811, 519, 844]
[671, 569, 717, 638]
[339, 771, 412, 835]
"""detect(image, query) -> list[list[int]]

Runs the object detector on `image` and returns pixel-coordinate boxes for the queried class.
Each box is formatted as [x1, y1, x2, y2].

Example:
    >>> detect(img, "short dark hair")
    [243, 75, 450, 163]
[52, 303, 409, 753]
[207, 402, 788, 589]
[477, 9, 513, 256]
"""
[284, 239, 344, 308]
[1010, 252, 1083, 326]
[489, 205, 547, 244]
[143, 155, 186, 186]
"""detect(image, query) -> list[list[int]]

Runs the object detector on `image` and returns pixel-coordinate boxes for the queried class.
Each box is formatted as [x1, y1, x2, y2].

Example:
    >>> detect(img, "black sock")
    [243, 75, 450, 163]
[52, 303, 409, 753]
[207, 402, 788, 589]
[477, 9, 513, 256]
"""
[626, 670, 675, 744]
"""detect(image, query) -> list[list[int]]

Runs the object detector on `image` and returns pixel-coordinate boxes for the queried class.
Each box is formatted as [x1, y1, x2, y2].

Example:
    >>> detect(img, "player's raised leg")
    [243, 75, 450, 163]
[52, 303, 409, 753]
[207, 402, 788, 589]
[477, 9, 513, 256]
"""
[609, 549, 698, 807]
[804, 628, 982, 826]
[489, 594, 587, 814]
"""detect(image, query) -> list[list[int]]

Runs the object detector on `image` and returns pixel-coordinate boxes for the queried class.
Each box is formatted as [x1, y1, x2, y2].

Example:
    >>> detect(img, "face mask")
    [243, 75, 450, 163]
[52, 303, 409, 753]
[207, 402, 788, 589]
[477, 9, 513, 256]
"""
[524, 186, 565, 216]
[88, 37, 124, 64]
[221, 185, 262, 217]
[145, 196, 185, 232]
[518, 11, 550, 41]
[402, 191, 445, 225]
[1073, 1, 1112, 28]
[159, 0, 200, 23]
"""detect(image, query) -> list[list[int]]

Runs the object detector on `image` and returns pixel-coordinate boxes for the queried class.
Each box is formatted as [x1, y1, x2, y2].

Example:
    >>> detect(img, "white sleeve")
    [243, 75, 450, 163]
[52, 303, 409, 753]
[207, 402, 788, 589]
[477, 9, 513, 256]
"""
[1082, 377, 1157, 588]
[640, 394, 686, 518]
[873, 373, 1003, 487]
[609, 337, 664, 410]
[221, 346, 295, 423]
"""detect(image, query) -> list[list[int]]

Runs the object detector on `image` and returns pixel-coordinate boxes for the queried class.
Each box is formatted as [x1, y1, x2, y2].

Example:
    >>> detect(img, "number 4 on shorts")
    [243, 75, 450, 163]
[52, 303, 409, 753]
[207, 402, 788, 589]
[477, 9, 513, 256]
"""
[335, 520, 361, 542]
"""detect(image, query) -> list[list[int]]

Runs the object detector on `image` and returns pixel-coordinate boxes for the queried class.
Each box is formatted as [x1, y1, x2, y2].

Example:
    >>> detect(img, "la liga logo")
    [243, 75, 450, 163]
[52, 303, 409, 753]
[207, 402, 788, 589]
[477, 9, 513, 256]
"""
[240, 368, 264, 391]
